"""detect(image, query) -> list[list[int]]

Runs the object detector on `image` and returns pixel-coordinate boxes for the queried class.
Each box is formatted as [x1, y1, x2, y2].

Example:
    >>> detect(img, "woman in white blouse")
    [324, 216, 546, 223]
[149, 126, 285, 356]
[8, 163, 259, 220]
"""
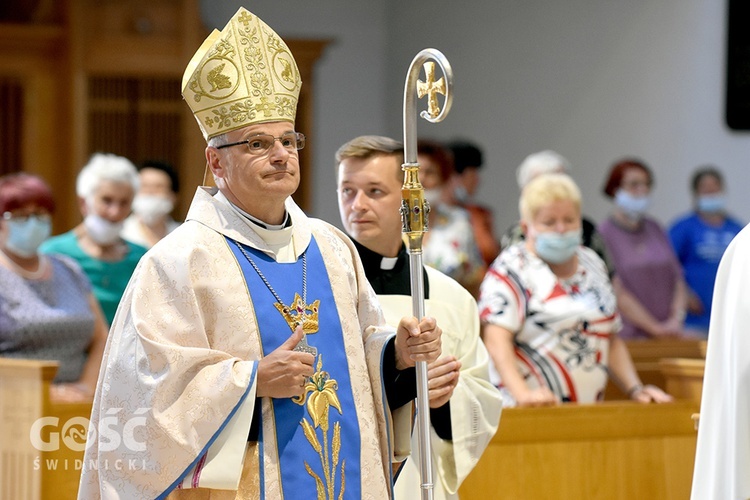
[478, 173, 671, 407]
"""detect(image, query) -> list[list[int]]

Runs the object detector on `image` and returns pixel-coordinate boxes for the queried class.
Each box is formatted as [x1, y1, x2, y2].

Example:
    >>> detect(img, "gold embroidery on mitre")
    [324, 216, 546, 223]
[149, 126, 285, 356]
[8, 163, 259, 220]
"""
[181, 7, 301, 140]
[274, 293, 320, 334]
[294, 355, 345, 499]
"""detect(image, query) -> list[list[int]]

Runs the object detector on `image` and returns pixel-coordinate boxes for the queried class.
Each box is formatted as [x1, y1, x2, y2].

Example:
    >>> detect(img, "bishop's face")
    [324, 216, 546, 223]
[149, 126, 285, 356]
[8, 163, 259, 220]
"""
[206, 121, 301, 224]
[337, 154, 404, 258]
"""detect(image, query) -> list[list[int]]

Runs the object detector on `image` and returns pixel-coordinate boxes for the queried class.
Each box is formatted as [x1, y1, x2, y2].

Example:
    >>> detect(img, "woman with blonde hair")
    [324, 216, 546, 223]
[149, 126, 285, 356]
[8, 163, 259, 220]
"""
[479, 173, 670, 406]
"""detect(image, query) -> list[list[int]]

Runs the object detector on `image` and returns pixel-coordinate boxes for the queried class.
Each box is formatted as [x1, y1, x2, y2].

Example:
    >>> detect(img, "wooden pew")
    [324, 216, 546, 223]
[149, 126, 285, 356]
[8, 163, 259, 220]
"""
[604, 338, 706, 399]
[0, 358, 92, 500]
[660, 358, 705, 403]
[459, 400, 699, 500]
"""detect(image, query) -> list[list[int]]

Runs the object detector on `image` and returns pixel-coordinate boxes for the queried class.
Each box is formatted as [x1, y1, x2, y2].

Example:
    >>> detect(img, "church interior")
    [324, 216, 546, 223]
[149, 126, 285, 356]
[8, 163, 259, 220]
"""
[0, 0, 745, 498]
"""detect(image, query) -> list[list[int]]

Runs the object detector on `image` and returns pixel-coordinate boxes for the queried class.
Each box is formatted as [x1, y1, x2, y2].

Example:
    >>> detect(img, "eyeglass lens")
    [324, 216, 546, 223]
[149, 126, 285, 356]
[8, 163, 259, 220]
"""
[3, 212, 51, 223]
[247, 133, 305, 154]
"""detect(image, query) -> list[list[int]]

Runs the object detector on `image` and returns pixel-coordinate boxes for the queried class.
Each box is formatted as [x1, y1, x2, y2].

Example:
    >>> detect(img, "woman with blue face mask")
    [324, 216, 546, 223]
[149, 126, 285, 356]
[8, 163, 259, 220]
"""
[667, 167, 744, 337]
[417, 139, 486, 298]
[598, 159, 689, 340]
[0, 173, 108, 402]
[479, 173, 671, 407]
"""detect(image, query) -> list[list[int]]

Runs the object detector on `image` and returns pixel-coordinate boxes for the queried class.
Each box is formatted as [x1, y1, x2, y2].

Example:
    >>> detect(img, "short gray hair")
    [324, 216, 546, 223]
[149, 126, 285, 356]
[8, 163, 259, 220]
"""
[516, 150, 571, 190]
[76, 153, 139, 200]
[207, 132, 230, 149]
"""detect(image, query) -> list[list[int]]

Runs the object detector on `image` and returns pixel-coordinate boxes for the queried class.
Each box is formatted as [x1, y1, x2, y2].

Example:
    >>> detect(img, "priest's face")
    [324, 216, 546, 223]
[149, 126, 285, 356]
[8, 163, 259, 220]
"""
[337, 154, 404, 257]
[206, 121, 300, 224]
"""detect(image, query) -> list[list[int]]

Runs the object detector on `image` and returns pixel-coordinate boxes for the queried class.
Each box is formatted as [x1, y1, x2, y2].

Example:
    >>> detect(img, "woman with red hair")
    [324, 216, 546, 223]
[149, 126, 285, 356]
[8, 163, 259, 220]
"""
[418, 139, 486, 298]
[0, 173, 107, 402]
[598, 159, 688, 339]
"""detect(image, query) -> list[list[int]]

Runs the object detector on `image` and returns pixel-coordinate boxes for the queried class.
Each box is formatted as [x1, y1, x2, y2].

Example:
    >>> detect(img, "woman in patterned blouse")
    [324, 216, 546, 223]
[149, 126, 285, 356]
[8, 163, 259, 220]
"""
[478, 173, 671, 406]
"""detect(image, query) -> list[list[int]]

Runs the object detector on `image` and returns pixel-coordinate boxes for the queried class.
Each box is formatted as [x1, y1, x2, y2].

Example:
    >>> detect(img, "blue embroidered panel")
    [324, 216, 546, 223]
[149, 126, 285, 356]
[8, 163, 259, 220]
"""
[227, 236, 361, 499]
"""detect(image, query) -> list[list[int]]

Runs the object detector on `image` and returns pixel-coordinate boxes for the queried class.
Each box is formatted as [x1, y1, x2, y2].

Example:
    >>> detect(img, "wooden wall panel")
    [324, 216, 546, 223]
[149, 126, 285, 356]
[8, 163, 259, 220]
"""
[0, 0, 328, 226]
[0, 77, 23, 177]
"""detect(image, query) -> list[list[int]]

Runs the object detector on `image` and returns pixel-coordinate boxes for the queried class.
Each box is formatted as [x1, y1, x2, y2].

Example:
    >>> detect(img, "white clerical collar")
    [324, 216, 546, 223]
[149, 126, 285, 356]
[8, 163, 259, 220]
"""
[231, 200, 290, 231]
[380, 256, 398, 270]
[213, 191, 294, 257]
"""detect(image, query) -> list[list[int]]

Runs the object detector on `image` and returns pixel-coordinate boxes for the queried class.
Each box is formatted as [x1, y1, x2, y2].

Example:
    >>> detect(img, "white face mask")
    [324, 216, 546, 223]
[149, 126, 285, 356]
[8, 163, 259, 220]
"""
[614, 189, 651, 221]
[132, 195, 174, 226]
[84, 213, 124, 245]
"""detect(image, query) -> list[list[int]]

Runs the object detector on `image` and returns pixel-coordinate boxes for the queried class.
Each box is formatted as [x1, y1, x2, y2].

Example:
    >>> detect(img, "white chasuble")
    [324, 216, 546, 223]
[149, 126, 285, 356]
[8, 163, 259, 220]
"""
[691, 223, 750, 500]
[380, 267, 503, 500]
[78, 187, 411, 499]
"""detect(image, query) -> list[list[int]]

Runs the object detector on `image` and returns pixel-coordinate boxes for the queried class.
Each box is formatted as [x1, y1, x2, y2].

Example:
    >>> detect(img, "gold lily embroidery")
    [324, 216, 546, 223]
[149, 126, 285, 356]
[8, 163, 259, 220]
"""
[294, 355, 345, 500]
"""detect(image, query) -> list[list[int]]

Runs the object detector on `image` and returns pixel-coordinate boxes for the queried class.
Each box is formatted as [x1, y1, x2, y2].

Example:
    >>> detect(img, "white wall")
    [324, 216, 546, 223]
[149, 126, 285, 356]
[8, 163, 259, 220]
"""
[202, 0, 750, 235]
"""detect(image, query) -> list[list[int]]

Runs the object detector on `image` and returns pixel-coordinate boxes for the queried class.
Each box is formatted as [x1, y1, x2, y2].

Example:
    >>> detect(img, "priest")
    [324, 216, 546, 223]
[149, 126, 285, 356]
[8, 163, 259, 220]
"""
[690, 222, 750, 499]
[336, 135, 503, 499]
[78, 9, 441, 499]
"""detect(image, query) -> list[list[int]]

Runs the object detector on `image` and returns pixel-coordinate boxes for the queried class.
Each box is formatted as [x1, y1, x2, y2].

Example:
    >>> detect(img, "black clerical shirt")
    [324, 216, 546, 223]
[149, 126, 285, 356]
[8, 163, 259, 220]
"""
[354, 240, 453, 440]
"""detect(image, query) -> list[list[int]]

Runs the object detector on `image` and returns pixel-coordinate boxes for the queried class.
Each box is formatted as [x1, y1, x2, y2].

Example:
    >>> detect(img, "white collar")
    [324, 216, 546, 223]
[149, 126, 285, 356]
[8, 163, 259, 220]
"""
[380, 256, 398, 270]
[214, 191, 294, 253]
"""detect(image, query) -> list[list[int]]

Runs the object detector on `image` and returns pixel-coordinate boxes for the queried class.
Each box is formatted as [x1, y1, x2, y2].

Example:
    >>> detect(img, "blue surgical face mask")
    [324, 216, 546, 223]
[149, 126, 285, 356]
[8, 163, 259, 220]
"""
[534, 229, 582, 264]
[423, 188, 443, 207]
[5, 216, 52, 258]
[614, 189, 651, 220]
[697, 194, 726, 214]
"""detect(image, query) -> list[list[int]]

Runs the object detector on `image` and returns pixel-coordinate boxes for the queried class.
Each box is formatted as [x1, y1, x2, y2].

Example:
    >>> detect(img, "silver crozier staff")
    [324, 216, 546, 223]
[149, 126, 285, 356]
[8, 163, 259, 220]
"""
[400, 48, 454, 500]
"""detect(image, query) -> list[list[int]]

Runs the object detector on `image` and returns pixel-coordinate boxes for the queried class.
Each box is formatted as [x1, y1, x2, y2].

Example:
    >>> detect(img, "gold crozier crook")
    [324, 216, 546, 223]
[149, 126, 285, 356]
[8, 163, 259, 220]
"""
[400, 48, 453, 500]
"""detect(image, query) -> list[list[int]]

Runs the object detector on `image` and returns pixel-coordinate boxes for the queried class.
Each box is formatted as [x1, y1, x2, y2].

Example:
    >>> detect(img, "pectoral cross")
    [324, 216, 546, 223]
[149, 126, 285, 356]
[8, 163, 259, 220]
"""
[293, 329, 318, 356]
[417, 61, 447, 119]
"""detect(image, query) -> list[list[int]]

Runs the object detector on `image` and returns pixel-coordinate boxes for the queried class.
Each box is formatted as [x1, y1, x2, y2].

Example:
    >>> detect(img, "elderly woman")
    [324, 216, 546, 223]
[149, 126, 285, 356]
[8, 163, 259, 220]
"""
[479, 173, 670, 406]
[0, 173, 107, 401]
[598, 159, 688, 339]
[40, 153, 147, 325]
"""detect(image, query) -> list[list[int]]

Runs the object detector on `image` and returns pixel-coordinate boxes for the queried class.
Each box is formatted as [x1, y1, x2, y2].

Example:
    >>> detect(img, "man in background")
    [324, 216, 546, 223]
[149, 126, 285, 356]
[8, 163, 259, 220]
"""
[336, 135, 502, 499]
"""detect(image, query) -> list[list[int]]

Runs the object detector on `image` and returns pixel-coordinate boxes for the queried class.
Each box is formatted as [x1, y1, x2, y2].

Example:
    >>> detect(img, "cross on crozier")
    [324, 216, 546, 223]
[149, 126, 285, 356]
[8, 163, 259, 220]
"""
[417, 61, 446, 119]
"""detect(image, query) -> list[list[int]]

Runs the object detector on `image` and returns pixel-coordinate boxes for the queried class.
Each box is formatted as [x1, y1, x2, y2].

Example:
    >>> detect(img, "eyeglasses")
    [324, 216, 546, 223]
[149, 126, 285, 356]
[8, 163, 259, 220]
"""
[2, 211, 51, 223]
[216, 132, 305, 155]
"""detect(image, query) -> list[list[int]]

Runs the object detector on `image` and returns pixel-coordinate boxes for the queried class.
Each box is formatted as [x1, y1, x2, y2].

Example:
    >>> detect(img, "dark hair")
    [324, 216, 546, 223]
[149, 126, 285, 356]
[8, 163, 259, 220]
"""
[417, 139, 454, 182]
[691, 166, 724, 193]
[0, 173, 56, 214]
[139, 160, 180, 193]
[602, 158, 653, 198]
[448, 140, 483, 174]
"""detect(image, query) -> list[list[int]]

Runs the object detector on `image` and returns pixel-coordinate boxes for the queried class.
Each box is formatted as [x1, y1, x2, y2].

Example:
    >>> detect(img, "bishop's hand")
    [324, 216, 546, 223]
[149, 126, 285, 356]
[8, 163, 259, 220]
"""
[394, 316, 442, 370]
[256, 325, 315, 399]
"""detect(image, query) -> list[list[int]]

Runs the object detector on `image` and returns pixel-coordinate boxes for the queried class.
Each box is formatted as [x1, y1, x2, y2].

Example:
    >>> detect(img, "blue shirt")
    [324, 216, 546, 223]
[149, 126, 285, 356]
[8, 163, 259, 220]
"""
[669, 213, 744, 331]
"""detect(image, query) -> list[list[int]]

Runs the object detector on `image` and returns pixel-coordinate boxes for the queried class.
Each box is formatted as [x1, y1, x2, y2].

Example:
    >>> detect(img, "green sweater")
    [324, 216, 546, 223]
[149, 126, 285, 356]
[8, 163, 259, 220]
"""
[40, 231, 147, 325]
